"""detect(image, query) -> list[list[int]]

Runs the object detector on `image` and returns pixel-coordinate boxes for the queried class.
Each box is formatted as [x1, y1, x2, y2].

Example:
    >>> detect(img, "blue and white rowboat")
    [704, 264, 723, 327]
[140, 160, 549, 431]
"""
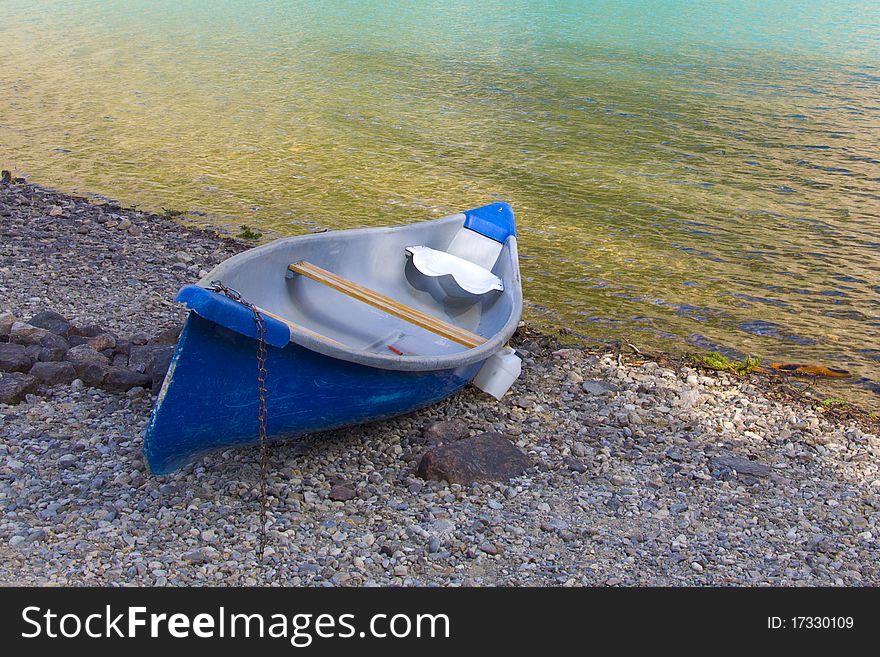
[144, 202, 522, 474]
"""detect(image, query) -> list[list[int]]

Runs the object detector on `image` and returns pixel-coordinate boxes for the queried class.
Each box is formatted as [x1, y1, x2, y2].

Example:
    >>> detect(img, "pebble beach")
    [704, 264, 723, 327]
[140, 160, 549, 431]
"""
[1, 181, 879, 587]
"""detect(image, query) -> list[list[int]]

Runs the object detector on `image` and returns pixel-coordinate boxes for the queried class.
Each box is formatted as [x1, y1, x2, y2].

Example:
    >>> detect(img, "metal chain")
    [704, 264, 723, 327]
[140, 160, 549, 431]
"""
[208, 281, 269, 562]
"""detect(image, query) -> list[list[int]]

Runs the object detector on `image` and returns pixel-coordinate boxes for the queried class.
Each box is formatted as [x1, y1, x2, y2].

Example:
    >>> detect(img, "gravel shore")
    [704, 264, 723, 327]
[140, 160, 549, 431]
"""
[2, 181, 879, 586]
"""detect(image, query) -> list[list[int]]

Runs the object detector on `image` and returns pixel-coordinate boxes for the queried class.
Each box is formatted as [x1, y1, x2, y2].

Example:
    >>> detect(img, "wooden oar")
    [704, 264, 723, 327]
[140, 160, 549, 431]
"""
[288, 260, 486, 348]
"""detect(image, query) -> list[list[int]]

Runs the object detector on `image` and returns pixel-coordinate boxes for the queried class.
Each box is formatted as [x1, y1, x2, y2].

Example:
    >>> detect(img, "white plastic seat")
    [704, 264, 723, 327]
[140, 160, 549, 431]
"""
[405, 246, 503, 295]
[406, 213, 511, 298]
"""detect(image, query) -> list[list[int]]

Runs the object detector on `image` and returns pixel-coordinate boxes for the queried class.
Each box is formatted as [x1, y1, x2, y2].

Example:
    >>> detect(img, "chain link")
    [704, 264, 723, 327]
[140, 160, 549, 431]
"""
[208, 281, 269, 562]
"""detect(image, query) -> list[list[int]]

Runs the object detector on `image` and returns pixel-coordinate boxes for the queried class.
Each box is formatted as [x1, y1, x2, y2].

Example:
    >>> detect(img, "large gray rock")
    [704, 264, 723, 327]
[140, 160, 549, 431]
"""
[27, 310, 71, 336]
[102, 367, 150, 392]
[417, 433, 531, 485]
[0, 372, 38, 404]
[8, 322, 49, 346]
[29, 361, 77, 385]
[0, 343, 32, 373]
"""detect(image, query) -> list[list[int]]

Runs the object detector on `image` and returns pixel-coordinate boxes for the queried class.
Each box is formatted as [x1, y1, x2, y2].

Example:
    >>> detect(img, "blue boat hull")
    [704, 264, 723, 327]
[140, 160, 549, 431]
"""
[144, 312, 481, 474]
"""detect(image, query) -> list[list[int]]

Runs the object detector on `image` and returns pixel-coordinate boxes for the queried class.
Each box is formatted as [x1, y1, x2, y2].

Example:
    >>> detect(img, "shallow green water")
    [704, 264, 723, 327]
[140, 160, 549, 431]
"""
[2, 1, 879, 406]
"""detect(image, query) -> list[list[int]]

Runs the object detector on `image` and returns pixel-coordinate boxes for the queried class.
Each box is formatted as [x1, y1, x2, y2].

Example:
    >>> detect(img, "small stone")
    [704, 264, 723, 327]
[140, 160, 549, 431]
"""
[48, 205, 63, 216]
[393, 565, 408, 577]
[479, 542, 499, 555]
[58, 454, 78, 469]
[126, 386, 146, 399]
[329, 484, 357, 502]
[709, 454, 771, 479]
[581, 380, 618, 396]
[181, 548, 215, 564]
[117, 217, 132, 230]
[563, 456, 588, 473]
[417, 433, 530, 485]
[428, 536, 440, 553]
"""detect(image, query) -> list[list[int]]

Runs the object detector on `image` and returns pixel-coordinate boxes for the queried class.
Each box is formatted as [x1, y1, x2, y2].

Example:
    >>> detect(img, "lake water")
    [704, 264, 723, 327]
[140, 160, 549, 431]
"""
[2, 1, 879, 406]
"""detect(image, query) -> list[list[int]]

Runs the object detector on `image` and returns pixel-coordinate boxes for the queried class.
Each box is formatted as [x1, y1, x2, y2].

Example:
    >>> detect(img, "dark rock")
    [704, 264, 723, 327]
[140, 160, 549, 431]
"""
[128, 344, 173, 375]
[150, 324, 183, 346]
[181, 548, 215, 564]
[28, 310, 71, 336]
[63, 345, 111, 387]
[65, 344, 110, 373]
[24, 344, 41, 360]
[0, 311, 15, 336]
[67, 335, 89, 347]
[329, 484, 357, 501]
[563, 456, 588, 473]
[0, 343, 32, 373]
[29, 361, 77, 385]
[102, 367, 150, 392]
[417, 433, 530, 485]
[422, 419, 470, 445]
[709, 455, 771, 480]
[87, 333, 116, 351]
[129, 331, 151, 346]
[113, 339, 132, 356]
[581, 380, 619, 396]
[665, 447, 685, 462]
[78, 324, 108, 338]
[37, 347, 66, 362]
[8, 322, 49, 346]
[0, 372, 38, 404]
[39, 332, 69, 351]
[151, 349, 174, 389]
[111, 353, 129, 368]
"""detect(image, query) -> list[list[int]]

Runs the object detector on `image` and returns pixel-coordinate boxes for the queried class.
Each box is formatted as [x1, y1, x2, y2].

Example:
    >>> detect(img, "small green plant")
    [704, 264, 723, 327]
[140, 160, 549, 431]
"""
[821, 397, 850, 408]
[699, 351, 762, 375]
[161, 208, 187, 219]
[236, 225, 263, 241]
